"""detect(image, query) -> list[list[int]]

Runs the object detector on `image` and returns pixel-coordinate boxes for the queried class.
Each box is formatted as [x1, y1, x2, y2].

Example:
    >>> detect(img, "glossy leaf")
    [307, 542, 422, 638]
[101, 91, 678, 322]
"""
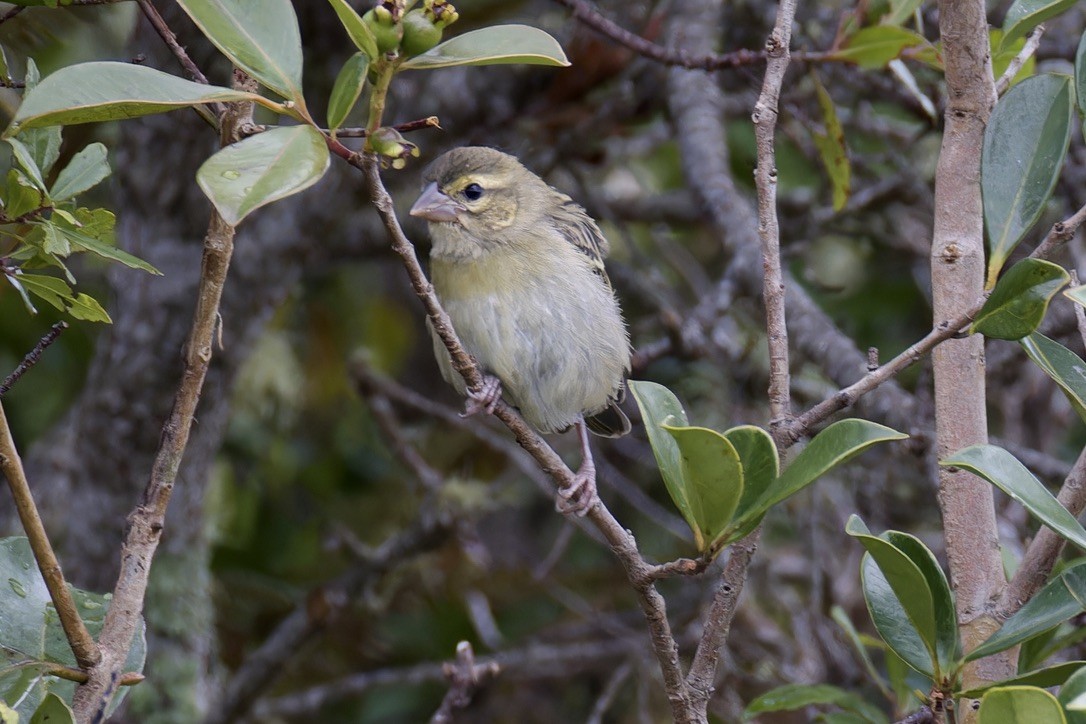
[847, 517, 938, 675]
[60, 210, 160, 275]
[197, 125, 330, 226]
[8, 62, 268, 132]
[968, 562, 1086, 660]
[176, 0, 303, 102]
[741, 420, 907, 521]
[725, 425, 779, 525]
[972, 258, 1069, 339]
[327, 0, 379, 60]
[831, 26, 931, 69]
[978, 687, 1066, 723]
[944, 445, 1086, 550]
[401, 25, 570, 70]
[742, 683, 888, 723]
[0, 537, 145, 720]
[662, 424, 742, 551]
[960, 661, 1086, 699]
[811, 74, 850, 212]
[1021, 333, 1086, 423]
[629, 381, 694, 540]
[983, 74, 1073, 282]
[49, 143, 110, 202]
[14, 274, 111, 322]
[831, 606, 894, 701]
[856, 536, 934, 677]
[883, 530, 958, 672]
[1058, 666, 1086, 721]
[1067, 284, 1086, 309]
[327, 52, 369, 132]
[7, 138, 46, 192]
[1002, 0, 1079, 49]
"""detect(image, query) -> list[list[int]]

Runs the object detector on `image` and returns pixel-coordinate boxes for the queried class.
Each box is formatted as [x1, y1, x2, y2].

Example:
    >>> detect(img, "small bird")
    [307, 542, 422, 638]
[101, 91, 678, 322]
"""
[410, 146, 631, 516]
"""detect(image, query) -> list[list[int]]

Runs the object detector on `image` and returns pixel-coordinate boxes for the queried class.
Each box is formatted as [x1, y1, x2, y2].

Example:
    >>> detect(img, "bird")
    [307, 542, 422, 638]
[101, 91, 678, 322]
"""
[409, 146, 631, 516]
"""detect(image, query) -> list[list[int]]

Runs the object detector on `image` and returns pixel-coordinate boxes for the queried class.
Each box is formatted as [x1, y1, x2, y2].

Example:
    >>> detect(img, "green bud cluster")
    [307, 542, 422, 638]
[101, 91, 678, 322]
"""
[362, 0, 458, 58]
[369, 127, 420, 169]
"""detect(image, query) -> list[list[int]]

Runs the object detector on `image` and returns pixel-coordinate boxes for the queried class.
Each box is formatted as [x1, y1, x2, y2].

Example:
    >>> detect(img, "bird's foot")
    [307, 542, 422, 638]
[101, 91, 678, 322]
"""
[556, 459, 598, 517]
[462, 375, 503, 417]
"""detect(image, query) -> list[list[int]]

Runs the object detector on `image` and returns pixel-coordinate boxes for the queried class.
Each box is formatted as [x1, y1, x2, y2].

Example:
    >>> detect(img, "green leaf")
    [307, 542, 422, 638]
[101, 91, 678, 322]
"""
[401, 25, 570, 70]
[853, 531, 935, 677]
[67, 293, 111, 323]
[327, 52, 369, 132]
[176, 0, 303, 103]
[978, 687, 1066, 723]
[972, 259, 1069, 340]
[1002, 0, 1079, 49]
[960, 661, 1086, 699]
[831, 26, 932, 69]
[811, 74, 850, 212]
[983, 74, 1073, 282]
[0, 538, 145, 720]
[740, 420, 907, 523]
[847, 516, 939, 676]
[883, 530, 958, 672]
[60, 222, 161, 275]
[629, 380, 694, 535]
[29, 694, 73, 724]
[944, 445, 1086, 550]
[1067, 285, 1086, 309]
[1020, 333, 1086, 423]
[742, 683, 888, 723]
[831, 606, 894, 702]
[881, 0, 923, 27]
[327, 0, 379, 61]
[19, 125, 61, 179]
[49, 143, 110, 202]
[1058, 666, 1086, 722]
[725, 425, 779, 524]
[8, 62, 269, 133]
[661, 424, 743, 552]
[197, 125, 330, 227]
[3, 169, 43, 218]
[6, 138, 47, 193]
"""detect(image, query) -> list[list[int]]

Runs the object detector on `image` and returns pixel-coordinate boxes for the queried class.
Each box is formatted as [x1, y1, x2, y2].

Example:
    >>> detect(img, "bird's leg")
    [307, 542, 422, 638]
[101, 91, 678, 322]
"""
[556, 418, 599, 517]
[462, 374, 503, 417]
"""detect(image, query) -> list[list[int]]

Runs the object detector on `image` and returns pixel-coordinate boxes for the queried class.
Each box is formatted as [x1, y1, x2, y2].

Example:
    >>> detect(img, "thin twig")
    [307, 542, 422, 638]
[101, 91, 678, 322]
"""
[752, 0, 796, 431]
[586, 660, 633, 724]
[363, 391, 445, 492]
[429, 641, 500, 724]
[994, 25, 1044, 96]
[329, 116, 441, 138]
[134, 0, 222, 125]
[70, 73, 255, 720]
[1030, 201, 1086, 262]
[0, 400, 100, 670]
[0, 322, 67, 396]
[551, 0, 766, 71]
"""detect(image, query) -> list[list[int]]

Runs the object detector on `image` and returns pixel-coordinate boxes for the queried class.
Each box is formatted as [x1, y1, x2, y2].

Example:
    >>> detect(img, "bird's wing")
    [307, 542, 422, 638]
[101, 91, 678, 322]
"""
[550, 193, 612, 285]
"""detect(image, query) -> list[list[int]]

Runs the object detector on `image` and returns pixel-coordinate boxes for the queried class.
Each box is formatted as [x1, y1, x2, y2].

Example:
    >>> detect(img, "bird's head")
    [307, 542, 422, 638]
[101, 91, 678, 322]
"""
[410, 147, 543, 241]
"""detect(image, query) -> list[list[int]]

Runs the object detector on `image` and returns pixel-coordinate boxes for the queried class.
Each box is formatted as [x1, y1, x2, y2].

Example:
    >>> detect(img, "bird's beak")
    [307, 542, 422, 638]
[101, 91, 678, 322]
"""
[410, 182, 464, 223]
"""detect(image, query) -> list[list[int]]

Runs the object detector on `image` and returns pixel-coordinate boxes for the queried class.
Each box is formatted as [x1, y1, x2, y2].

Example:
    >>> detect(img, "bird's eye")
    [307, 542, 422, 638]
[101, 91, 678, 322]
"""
[462, 183, 484, 201]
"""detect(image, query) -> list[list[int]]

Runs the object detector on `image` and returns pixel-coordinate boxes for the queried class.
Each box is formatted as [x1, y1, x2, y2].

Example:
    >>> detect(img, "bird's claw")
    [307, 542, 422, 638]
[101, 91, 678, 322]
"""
[556, 468, 598, 517]
[462, 375, 503, 417]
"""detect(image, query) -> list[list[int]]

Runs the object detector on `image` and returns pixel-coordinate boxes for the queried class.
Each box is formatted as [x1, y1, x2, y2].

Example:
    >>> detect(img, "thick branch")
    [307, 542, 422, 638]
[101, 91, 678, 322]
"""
[0, 400, 100, 670]
[71, 79, 253, 720]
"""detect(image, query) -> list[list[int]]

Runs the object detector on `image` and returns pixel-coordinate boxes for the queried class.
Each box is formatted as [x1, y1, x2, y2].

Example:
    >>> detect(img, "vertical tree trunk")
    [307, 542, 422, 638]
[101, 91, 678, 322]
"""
[932, 0, 1016, 701]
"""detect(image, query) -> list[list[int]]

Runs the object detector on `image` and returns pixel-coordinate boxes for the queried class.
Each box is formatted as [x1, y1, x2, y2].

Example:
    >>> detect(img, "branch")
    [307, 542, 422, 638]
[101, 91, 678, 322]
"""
[994, 25, 1043, 97]
[357, 153, 697, 721]
[0, 400, 100, 670]
[551, 0, 766, 70]
[752, 0, 796, 430]
[429, 641, 500, 724]
[0, 321, 67, 396]
[71, 74, 255, 720]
